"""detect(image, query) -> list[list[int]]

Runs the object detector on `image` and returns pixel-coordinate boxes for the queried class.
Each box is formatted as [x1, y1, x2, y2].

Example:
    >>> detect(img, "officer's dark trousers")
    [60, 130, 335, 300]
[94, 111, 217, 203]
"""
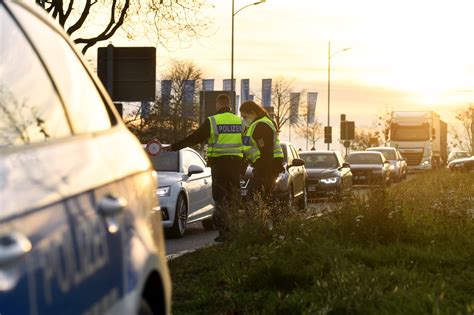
[209, 156, 242, 235]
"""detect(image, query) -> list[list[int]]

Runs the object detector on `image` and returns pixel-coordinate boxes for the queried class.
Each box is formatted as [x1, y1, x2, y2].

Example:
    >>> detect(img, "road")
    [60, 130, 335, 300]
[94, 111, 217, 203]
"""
[165, 222, 218, 258]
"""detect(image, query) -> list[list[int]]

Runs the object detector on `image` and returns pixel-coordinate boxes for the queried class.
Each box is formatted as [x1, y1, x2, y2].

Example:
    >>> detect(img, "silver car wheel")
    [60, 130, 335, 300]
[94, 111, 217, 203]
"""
[177, 196, 187, 235]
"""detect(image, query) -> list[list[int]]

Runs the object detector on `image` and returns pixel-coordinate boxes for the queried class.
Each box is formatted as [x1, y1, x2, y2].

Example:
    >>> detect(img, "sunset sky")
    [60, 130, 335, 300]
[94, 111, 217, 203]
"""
[107, 0, 473, 148]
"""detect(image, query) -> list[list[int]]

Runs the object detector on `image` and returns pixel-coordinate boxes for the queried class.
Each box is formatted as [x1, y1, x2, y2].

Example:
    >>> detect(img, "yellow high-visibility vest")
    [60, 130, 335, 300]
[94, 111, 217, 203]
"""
[243, 116, 283, 163]
[208, 112, 244, 157]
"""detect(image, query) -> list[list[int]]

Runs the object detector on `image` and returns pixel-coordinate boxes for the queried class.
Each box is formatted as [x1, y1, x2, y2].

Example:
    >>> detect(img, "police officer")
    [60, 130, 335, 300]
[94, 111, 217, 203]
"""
[240, 101, 284, 200]
[163, 94, 243, 242]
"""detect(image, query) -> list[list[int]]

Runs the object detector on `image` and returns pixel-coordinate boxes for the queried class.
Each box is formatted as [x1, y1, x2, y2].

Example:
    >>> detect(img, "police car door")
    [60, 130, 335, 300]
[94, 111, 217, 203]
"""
[0, 3, 124, 314]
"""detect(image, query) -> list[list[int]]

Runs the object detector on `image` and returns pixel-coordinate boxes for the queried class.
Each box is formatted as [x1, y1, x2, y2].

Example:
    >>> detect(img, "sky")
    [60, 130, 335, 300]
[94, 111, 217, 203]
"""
[104, 0, 474, 149]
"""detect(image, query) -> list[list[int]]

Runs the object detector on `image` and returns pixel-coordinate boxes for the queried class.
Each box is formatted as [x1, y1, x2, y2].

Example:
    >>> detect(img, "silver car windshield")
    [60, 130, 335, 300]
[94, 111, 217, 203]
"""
[348, 154, 383, 164]
[369, 150, 396, 160]
[149, 152, 179, 172]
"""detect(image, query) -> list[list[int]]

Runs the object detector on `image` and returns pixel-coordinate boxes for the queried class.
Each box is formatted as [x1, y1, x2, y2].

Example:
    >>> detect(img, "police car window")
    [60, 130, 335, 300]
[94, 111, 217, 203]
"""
[9, 4, 112, 134]
[0, 7, 71, 148]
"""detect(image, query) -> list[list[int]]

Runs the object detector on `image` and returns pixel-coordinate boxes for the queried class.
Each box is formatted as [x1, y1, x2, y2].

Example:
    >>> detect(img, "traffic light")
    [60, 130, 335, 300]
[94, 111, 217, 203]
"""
[340, 121, 355, 140]
[324, 126, 332, 144]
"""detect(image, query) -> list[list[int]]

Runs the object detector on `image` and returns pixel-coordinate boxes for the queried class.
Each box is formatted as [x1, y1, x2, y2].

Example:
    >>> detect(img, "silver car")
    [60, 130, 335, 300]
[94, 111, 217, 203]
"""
[367, 147, 406, 182]
[348, 151, 391, 187]
[147, 148, 215, 238]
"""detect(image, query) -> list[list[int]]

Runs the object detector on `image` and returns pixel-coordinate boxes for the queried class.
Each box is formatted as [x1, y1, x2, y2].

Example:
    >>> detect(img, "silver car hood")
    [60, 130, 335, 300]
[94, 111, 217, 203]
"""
[157, 172, 185, 187]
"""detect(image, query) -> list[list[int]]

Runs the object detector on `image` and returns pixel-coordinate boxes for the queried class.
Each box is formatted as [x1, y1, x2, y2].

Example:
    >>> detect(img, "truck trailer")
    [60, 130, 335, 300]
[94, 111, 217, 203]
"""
[388, 111, 448, 171]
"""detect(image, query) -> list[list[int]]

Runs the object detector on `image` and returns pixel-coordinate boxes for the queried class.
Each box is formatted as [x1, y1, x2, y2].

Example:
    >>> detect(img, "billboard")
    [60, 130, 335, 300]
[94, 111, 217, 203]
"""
[199, 91, 236, 123]
[97, 45, 156, 102]
[262, 78, 272, 106]
[289, 92, 300, 125]
[307, 92, 318, 124]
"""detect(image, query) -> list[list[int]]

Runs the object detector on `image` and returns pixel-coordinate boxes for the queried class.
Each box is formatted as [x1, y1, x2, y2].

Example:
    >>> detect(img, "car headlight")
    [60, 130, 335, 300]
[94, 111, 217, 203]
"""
[423, 160, 430, 165]
[275, 173, 285, 183]
[320, 177, 338, 184]
[157, 186, 171, 197]
[389, 165, 395, 170]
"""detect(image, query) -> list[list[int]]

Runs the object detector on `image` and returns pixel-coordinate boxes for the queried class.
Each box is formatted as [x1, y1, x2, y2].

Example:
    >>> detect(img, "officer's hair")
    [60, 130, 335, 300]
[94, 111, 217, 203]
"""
[240, 101, 267, 116]
[240, 101, 280, 132]
[216, 94, 230, 108]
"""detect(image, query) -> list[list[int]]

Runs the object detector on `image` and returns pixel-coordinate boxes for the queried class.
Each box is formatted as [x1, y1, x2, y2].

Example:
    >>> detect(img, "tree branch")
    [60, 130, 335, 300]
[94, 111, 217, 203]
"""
[67, 0, 93, 35]
[75, 0, 130, 54]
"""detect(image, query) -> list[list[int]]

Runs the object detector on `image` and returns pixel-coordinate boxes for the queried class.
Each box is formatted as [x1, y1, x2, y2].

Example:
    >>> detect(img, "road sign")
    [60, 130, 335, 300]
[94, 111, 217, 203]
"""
[146, 139, 162, 156]
[97, 45, 156, 102]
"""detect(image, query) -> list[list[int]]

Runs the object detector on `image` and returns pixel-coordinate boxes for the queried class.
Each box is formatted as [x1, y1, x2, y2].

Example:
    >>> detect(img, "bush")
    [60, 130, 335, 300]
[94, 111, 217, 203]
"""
[170, 170, 474, 314]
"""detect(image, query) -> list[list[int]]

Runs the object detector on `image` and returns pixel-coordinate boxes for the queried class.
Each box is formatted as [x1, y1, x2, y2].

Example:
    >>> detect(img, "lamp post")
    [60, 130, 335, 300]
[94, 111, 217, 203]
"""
[231, 0, 266, 109]
[327, 41, 350, 149]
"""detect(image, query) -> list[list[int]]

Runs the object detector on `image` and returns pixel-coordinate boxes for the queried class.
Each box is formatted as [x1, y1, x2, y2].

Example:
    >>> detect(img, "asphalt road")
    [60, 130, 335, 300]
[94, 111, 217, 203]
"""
[165, 222, 218, 258]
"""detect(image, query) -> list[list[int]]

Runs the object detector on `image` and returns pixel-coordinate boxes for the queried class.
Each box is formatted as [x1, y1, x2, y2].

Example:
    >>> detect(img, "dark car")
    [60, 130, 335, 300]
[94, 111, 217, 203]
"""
[0, 2, 171, 314]
[299, 150, 352, 200]
[347, 151, 391, 187]
[448, 156, 474, 172]
[240, 141, 307, 209]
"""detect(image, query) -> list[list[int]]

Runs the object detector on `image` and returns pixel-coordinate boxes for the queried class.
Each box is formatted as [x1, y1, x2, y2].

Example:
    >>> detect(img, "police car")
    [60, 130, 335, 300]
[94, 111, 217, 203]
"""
[0, 1, 170, 314]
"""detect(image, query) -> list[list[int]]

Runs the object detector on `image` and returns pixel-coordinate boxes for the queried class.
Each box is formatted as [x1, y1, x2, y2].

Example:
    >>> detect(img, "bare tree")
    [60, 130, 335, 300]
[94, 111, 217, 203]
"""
[350, 128, 379, 151]
[125, 60, 202, 144]
[36, 0, 211, 54]
[295, 104, 322, 150]
[270, 77, 294, 132]
[450, 104, 474, 154]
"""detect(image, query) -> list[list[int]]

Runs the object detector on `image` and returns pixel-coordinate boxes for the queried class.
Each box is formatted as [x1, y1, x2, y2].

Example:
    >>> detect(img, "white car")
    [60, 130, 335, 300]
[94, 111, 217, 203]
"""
[147, 147, 215, 237]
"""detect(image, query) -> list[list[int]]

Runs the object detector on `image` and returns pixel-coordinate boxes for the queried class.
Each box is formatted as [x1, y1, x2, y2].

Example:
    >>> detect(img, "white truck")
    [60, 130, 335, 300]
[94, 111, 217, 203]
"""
[387, 111, 448, 171]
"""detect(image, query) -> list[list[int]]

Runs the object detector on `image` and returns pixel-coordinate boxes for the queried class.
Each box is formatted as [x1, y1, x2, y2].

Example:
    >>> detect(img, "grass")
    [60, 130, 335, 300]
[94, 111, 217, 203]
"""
[169, 170, 474, 314]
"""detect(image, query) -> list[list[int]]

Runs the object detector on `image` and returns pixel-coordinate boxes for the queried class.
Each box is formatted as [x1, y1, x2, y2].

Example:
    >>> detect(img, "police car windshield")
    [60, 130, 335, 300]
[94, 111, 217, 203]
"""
[149, 152, 179, 172]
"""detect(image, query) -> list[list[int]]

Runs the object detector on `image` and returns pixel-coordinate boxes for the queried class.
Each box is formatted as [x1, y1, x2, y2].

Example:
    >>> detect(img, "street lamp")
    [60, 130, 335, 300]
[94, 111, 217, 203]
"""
[327, 41, 350, 149]
[231, 0, 266, 108]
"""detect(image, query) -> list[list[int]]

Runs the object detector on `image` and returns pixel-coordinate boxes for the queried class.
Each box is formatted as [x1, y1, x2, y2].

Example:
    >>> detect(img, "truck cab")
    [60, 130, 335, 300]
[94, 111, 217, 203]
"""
[388, 111, 447, 171]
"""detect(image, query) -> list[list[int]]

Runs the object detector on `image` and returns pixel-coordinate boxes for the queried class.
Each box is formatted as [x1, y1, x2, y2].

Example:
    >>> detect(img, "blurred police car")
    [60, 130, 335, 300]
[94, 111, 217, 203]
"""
[0, 2, 170, 314]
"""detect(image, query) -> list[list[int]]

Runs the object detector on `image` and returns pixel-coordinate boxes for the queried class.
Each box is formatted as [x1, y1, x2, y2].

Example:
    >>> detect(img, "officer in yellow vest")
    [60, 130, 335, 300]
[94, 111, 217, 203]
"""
[164, 94, 243, 242]
[240, 101, 284, 200]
